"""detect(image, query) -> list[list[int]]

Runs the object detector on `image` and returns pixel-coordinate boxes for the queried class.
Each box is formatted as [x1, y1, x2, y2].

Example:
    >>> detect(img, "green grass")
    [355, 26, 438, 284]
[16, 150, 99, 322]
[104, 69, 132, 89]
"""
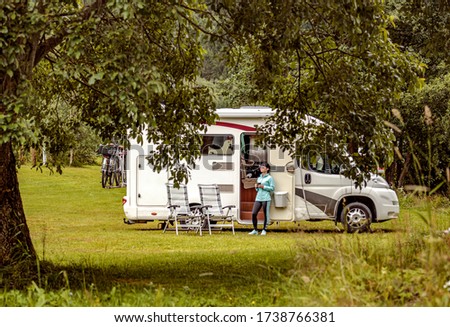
[1, 165, 449, 306]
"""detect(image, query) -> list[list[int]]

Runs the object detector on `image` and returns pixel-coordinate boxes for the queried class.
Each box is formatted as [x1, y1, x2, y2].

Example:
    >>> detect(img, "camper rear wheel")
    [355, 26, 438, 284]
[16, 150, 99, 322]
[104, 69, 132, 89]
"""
[341, 202, 372, 233]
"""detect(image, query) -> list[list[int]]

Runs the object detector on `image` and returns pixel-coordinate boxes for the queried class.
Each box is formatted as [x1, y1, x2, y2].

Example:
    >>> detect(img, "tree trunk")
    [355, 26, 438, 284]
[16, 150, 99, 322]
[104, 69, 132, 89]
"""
[398, 153, 412, 188]
[0, 142, 37, 279]
[0, 0, 108, 287]
[385, 161, 396, 187]
[30, 147, 37, 166]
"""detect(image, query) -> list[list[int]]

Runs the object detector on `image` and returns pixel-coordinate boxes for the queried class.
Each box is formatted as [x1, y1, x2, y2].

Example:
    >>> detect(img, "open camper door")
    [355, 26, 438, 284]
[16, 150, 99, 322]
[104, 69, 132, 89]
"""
[267, 147, 295, 221]
[238, 136, 294, 224]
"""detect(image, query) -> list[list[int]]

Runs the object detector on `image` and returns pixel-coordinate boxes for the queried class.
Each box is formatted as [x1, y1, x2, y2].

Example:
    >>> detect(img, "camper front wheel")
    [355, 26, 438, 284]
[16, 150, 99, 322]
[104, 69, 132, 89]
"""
[341, 202, 372, 233]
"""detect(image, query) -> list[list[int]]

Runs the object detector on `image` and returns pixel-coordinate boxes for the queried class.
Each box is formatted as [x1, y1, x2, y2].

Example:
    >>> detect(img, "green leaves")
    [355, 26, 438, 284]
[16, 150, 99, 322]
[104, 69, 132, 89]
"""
[392, 73, 450, 192]
[0, 0, 217, 184]
[210, 0, 423, 184]
[1, 0, 435, 187]
[88, 72, 104, 85]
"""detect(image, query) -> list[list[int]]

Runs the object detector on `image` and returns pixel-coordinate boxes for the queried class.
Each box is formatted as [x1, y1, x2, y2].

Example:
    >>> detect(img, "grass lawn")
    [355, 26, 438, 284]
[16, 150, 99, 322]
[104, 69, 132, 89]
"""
[1, 165, 449, 306]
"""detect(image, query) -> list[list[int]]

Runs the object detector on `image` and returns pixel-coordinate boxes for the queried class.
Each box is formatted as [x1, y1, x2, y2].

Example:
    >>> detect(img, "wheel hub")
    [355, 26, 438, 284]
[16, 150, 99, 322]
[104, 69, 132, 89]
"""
[347, 209, 367, 226]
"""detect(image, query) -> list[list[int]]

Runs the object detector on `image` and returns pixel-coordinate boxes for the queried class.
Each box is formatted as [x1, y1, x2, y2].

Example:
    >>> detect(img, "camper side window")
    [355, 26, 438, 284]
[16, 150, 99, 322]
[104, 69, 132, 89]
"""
[201, 134, 234, 156]
[306, 152, 341, 175]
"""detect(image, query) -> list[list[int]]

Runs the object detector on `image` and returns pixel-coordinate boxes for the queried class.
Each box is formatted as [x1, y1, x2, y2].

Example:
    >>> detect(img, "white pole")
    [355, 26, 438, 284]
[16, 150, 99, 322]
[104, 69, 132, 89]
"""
[42, 144, 47, 165]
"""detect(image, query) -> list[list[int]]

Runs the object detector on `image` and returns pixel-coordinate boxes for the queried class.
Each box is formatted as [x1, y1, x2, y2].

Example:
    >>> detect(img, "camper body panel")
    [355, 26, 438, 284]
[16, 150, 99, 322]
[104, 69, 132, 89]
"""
[295, 164, 352, 221]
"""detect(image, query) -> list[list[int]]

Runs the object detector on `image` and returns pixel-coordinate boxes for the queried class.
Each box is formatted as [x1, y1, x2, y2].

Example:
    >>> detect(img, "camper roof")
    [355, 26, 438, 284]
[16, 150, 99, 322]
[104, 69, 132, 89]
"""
[216, 107, 323, 126]
[216, 106, 273, 118]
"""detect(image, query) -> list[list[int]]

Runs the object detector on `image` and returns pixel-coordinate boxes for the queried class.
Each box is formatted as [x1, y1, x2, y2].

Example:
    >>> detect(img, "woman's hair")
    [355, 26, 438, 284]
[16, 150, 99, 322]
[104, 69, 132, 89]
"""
[260, 162, 271, 172]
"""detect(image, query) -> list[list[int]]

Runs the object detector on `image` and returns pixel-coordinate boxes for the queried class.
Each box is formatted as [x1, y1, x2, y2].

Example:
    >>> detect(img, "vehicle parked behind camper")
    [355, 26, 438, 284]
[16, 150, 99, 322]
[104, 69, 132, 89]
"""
[122, 107, 399, 232]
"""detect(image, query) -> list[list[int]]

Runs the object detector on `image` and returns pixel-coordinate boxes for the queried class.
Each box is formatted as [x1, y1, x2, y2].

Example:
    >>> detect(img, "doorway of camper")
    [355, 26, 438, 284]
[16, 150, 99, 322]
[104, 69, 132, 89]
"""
[240, 133, 267, 223]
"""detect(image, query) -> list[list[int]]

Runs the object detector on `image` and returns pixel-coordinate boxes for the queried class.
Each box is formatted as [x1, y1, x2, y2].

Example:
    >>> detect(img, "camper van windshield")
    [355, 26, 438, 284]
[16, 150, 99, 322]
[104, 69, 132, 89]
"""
[201, 134, 234, 156]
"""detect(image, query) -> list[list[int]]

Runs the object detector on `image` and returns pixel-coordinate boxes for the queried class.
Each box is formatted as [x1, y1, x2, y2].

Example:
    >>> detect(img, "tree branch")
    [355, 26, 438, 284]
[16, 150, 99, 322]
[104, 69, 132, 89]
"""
[34, 0, 107, 67]
[176, 3, 234, 45]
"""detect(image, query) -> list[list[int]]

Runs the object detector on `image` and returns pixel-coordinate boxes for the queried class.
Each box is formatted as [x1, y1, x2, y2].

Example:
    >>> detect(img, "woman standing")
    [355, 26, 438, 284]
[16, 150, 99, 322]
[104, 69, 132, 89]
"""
[249, 162, 275, 236]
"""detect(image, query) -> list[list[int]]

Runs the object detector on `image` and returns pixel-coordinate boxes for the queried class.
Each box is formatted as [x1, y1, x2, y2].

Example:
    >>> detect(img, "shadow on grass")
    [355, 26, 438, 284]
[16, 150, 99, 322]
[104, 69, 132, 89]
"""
[1, 225, 398, 292]
[131, 225, 398, 234]
[1, 251, 295, 294]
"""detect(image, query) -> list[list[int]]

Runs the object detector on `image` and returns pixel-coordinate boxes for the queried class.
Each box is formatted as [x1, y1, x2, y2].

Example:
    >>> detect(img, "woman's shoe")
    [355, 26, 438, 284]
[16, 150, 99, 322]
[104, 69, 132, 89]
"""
[248, 230, 258, 235]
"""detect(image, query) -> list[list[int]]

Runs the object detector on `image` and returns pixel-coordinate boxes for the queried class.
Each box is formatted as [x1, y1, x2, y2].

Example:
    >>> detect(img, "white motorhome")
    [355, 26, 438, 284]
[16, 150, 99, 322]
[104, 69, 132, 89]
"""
[122, 107, 399, 232]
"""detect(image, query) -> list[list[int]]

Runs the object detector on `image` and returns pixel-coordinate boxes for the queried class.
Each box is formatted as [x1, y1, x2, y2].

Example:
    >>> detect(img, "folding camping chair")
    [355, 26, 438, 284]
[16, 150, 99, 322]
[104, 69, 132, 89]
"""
[198, 184, 236, 235]
[165, 183, 205, 235]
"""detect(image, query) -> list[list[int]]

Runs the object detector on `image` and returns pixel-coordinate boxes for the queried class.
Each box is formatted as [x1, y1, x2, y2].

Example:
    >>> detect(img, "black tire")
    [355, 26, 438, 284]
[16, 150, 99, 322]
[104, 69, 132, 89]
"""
[341, 202, 372, 233]
[101, 170, 108, 188]
[112, 171, 120, 187]
[106, 172, 113, 188]
[102, 157, 112, 188]
[112, 157, 122, 187]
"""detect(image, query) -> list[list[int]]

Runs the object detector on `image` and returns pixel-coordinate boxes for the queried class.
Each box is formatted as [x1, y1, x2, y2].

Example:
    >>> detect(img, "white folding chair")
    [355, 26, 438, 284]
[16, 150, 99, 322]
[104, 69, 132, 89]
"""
[198, 184, 236, 235]
[165, 183, 204, 235]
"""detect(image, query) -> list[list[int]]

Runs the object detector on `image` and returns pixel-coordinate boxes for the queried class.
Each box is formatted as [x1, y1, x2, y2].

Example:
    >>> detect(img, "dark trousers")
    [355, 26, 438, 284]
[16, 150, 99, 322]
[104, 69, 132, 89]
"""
[252, 201, 270, 231]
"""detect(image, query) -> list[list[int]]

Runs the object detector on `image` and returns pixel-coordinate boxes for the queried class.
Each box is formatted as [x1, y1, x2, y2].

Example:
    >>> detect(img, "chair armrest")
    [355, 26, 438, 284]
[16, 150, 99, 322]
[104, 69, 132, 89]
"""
[168, 205, 180, 209]
[222, 205, 236, 209]
[199, 205, 212, 213]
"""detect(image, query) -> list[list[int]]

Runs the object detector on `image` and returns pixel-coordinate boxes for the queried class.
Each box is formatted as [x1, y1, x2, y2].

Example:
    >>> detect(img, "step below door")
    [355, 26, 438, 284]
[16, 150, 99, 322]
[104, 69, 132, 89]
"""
[239, 188, 265, 223]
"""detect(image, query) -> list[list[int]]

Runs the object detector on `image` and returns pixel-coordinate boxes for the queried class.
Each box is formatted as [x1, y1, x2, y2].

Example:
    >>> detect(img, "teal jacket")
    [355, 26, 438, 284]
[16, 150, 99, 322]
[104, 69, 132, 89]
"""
[255, 174, 275, 201]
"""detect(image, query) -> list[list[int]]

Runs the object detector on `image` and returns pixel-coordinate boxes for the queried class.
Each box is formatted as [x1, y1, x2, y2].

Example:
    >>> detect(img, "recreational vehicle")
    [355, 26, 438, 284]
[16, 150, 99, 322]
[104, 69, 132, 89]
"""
[122, 107, 399, 232]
